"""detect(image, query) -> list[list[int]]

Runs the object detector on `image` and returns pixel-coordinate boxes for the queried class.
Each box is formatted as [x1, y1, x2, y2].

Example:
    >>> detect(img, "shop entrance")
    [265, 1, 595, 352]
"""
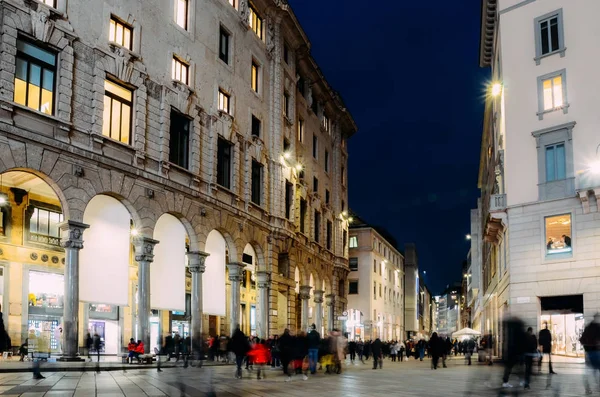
[540, 295, 584, 357]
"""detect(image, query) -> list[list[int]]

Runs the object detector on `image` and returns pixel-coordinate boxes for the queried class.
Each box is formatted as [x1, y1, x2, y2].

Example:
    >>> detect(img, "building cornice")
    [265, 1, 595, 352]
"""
[479, 0, 497, 67]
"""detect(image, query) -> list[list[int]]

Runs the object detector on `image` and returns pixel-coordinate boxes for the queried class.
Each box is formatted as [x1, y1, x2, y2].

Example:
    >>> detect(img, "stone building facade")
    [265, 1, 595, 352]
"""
[0, 0, 356, 358]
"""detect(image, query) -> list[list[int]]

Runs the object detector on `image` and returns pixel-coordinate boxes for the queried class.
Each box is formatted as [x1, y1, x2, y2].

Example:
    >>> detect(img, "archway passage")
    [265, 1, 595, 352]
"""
[203, 230, 227, 317]
[80, 195, 131, 306]
[152, 213, 186, 311]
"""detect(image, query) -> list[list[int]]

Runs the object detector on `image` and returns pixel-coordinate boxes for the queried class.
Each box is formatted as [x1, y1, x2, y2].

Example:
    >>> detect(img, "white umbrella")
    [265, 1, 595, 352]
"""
[452, 328, 482, 338]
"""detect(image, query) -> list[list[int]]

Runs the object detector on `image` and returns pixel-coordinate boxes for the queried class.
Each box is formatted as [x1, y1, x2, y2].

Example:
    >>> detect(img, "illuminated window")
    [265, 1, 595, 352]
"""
[172, 57, 189, 85]
[249, 5, 263, 39]
[175, 0, 188, 30]
[297, 118, 304, 142]
[322, 114, 330, 133]
[218, 89, 230, 113]
[219, 27, 230, 64]
[542, 75, 563, 110]
[537, 70, 568, 120]
[102, 79, 133, 144]
[29, 207, 63, 246]
[41, 0, 56, 7]
[251, 61, 259, 93]
[229, 0, 236, 7]
[545, 214, 572, 256]
[109, 17, 132, 50]
[14, 39, 56, 115]
[349, 236, 358, 248]
[545, 143, 566, 182]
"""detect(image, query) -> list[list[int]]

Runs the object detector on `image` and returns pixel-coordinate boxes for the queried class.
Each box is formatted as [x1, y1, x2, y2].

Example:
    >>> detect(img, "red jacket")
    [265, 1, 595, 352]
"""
[248, 343, 271, 365]
[128, 343, 137, 352]
[135, 342, 145, 354]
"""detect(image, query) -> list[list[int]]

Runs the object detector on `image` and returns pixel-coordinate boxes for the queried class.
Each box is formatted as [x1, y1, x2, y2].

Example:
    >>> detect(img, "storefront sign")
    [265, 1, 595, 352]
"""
[516, 297, 531, 304]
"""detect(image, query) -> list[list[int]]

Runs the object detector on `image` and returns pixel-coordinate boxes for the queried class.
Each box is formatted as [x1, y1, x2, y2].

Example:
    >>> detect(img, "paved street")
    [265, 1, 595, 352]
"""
[0, 358, 593, 397]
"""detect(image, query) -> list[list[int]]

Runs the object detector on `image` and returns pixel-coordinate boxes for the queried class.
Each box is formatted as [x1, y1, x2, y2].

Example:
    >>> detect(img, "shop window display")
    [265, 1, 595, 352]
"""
[28, 271, 64, 312]
[540, 313, 584, 357]
[545, 214, 572, 255]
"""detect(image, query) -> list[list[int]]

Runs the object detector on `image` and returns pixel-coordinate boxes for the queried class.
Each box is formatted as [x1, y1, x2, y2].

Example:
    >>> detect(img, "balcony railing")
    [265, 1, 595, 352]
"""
[490, 193, 506, 212]
[29, 233, 61, 247]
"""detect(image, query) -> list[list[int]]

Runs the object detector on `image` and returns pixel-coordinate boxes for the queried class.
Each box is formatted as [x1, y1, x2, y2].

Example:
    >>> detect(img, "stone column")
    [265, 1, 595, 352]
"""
[134, 236, 159, 354]
[58, 220, 89, 361]
[299, 286, 311, 332]
[313, 290, 324, 333]
[256, 271, 270, 339]
[187, 251, 209, 350]
[325, 294, 335, 333]
[227, 262, 244, 335]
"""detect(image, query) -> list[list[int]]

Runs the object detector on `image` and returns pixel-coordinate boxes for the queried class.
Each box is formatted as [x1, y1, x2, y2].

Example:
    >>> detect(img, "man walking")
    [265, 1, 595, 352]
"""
[307, 324, 320, 374]
[539, 322, 556, 374]
[580, 313, 600, 394]
[524, 327, 538, 389]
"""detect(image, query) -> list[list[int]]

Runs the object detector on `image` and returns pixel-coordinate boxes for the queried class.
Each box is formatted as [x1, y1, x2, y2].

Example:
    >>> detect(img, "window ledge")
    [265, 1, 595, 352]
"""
[534, 47, 567, 65]
[100, 134, 134, 150]
[167, 161, 192, 175]
[543, 251, 573, 263]
[537, 104, 570, 120]
[172, 80, 194, 95]
[218, 110, 233, 119]
[107, 43, 140, 60]
[10, 101, 70, 126]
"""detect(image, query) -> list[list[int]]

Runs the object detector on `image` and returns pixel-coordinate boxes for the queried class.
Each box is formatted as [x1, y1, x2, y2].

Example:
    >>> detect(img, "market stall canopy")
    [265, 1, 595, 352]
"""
[452, 328, 482, 338]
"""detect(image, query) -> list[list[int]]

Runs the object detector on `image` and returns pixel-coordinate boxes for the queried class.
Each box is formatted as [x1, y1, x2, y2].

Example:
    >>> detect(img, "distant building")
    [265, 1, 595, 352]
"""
[347, 217, 405, 341]
[436, 283, 462, 336]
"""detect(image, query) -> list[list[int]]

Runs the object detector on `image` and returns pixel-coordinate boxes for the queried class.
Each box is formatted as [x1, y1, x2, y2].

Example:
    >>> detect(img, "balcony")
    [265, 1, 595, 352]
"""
[489, 193, 506, 212]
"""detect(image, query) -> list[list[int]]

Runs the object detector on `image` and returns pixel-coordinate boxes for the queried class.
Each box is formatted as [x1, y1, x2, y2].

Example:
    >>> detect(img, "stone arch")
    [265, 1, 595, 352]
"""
[322, 274, 332, 295]
[0, 168, 71, 220]
[197, 211, 239, 261]
[155, 190, 199, 251]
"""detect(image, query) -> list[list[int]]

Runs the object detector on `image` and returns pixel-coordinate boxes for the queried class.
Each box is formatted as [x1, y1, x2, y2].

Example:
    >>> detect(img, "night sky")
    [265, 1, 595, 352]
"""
[288, 0, 490, 294]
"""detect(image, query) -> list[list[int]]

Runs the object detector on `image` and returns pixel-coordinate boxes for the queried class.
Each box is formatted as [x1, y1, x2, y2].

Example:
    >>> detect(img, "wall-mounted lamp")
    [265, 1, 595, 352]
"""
[590, 144, 600, 174]
[491, 82, 502, 97]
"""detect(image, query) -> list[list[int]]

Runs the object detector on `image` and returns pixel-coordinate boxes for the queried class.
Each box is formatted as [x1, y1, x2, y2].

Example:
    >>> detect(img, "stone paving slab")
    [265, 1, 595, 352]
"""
[0, 358, 593, 396]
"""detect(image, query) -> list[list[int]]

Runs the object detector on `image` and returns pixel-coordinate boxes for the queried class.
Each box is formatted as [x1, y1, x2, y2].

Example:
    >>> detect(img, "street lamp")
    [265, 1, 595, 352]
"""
[491, 82, 502, 97]
[590, 144, 600, 174]
[466, 234, 471, 240]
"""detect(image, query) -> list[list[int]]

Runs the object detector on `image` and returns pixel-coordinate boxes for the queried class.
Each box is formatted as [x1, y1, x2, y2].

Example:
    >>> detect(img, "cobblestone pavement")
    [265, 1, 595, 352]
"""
[0, 358, 593, 396]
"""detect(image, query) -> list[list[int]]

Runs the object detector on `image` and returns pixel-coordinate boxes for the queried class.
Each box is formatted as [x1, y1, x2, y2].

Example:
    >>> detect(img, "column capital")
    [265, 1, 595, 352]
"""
[325, 293, 335, 306]
[227, 262, 244, 282]
[299, 285, 312, 300]
[313, 289, 324, 304]
[59, 220, 89, 250]
[134, 236, 159, 263]
[187, 251, 210, 273]
[256, 271, 270, 289]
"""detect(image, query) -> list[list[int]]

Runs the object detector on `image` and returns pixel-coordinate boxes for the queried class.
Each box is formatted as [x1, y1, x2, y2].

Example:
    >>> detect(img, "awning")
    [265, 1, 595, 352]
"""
[452, 327, 482, 338]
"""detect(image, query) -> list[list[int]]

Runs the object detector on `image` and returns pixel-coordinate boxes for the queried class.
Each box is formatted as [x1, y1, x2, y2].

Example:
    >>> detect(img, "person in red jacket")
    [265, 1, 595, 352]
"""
[248, 339, 271, 380]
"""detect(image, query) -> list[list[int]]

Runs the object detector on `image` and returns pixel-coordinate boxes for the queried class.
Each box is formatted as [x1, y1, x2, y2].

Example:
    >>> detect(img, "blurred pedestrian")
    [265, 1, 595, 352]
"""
[466, 338, 476, 366]
[429, 332, 443, 370]
[93, 333, 102, 363]
[307, 324, 321, 374]
[85, 332, 93, 362]
[501, 317, 526, 388]
[229, 327, 250, 379]
[248, 339, 270, 380]
[348, 339, 357, 363]
[538, 322, 556, 374]
[580, 313, 600, 395]
[371, 338, 382, 369]
[524, 327, 538, 389]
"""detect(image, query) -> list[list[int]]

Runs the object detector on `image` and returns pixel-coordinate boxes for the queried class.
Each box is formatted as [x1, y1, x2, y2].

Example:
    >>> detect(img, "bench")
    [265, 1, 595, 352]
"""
[140, 354, 153, 364]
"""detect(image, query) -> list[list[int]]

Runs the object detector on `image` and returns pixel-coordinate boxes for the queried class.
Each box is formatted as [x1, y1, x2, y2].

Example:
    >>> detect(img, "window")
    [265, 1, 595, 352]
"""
[545, 214, 572, 256]
[349, 280, 358, 295]
[314, 210, 321, 243]
[379, 283, 382, 297]
[175, 0, 188, 30]
[229, 0, 236, 7]
[218, 89, 230, 114]
[249, 5, 263, 40]
[343, 230, 347, 252]
[169, 110, 190, 168]
[341, 200, 345, 212]
[534, 9, 565, 64]
[384, 287, 387, 300]
[283, 138, 290, 153]
[172, 57, 189, 85]
[41, 0, 56, 7]
[251, 115, 261, 137]
[545, 143, 566, 182]
[313, 135, 318, 158]
[325, 150, 329, 173]
[325, 189, 330, 204]
[219, 27, 230, 64]
[373, 282, 377, 299]
[322, 114, 330, 133]
[14, 39, 56, 115]
[341, 166, 346, 185]
[537, 69, 568, 119]
[326, 220, 332, 250]
[313, 177, 318, 193]
[379, 262, 382, 275]
[283, 92, 290, 118]
[102, 79, 133, 144]
[349, 236, 358, 248]
[251, 61, 259, 93]
[251, 160, 263, 205]
[311, 98, 318, 114]
[29, 207, 63, 246]
[109, 17, 132, 50]
[217, 137, 232, 189]
[373, 259, 376, 273]
[298, 119, 305, 142]
[297, 76, 306, 98]
[285, 181, 293, 220]
[300, 199, 307, 234]
[283, 43, 289, 64]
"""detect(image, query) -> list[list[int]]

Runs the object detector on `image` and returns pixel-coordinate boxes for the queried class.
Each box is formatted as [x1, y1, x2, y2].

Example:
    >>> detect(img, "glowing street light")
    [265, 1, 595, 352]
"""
[131, 228, 139, 237]
[491, 82, 502, 97]
[466, 234, 471, 240]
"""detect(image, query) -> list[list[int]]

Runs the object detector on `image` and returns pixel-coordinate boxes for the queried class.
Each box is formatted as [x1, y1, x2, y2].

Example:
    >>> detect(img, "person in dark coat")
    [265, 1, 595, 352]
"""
[85, 333, 93, 362]
[501, 316, 526, 388]
[581, 313, 600, 394]
[524, 327, 538, 389]
[92, 333, 102, 363]
[229, 327, 250, 379]
[371, 338, 382, 369]
[348, 340, 357, 363]
[278, 329, 294, 379]
[307, 324, 320, 374]
[538, 322, 556, 374]
[428, 332, 443, 369]
[164, 333, 174, 361]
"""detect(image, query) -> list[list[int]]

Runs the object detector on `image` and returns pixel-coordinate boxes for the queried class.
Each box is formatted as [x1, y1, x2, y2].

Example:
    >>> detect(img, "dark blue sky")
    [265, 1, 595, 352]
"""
[289, 0, 490, 294]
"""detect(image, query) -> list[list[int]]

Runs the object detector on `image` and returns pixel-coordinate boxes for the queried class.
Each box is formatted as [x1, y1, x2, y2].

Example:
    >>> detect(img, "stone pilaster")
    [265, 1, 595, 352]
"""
[227, 262, 244, 335]
[256, 271, 270, 339]
[187, 251, 209, 349]
[299, 285, 311, 332]
[134, 236, 159, 354]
